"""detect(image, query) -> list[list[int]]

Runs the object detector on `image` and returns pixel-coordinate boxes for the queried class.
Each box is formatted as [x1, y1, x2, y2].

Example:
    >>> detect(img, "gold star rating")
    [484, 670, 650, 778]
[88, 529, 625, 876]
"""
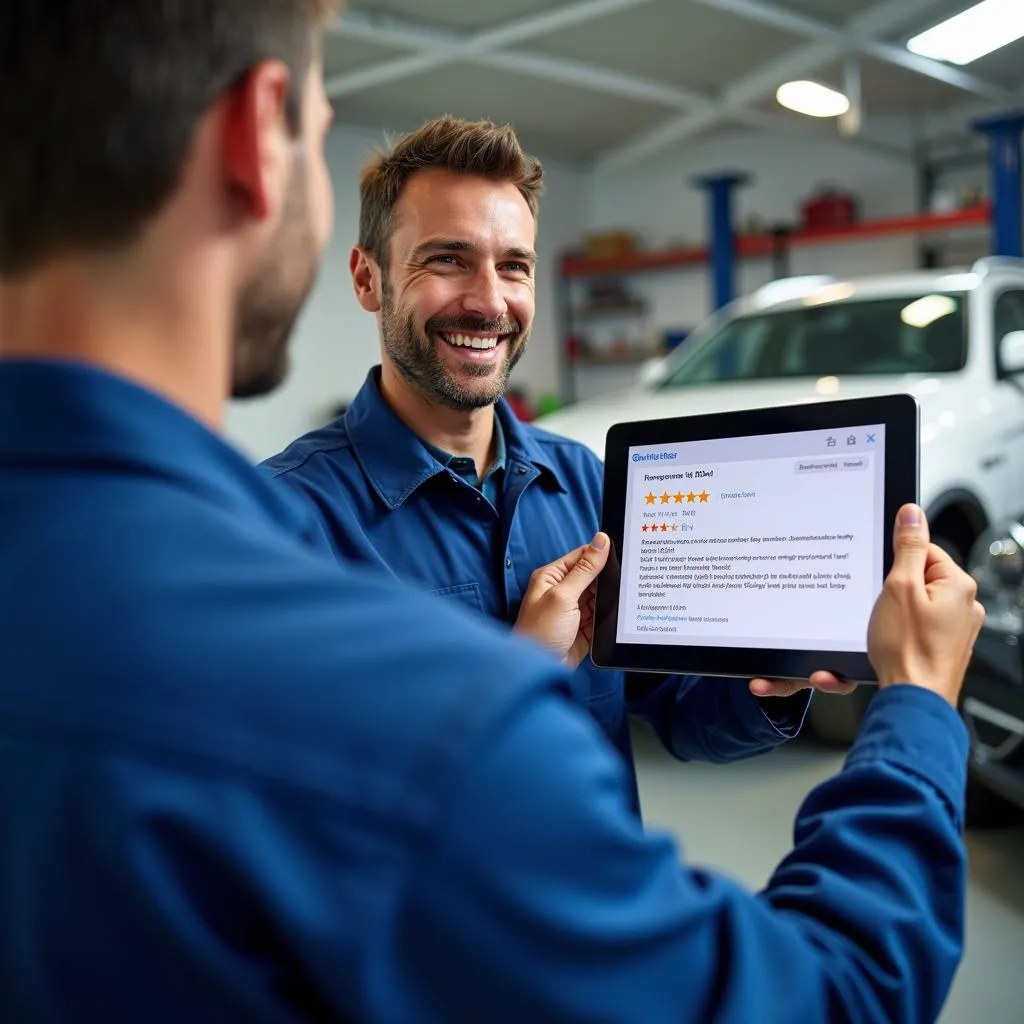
[699, 490, 710, 503]
[673, 492, 684, 503]
[671, 523, 679, 532]
[687, 491, 697, 503]
[660, 492, 671, 504]
[641, 524, 650, 532]
[645, 492, 656, 505]
[660, 523, 669, 532]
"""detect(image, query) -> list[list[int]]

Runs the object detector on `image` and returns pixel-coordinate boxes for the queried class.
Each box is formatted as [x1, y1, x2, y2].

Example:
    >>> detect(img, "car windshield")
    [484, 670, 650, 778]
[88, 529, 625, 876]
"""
[660, 293, 967, 388]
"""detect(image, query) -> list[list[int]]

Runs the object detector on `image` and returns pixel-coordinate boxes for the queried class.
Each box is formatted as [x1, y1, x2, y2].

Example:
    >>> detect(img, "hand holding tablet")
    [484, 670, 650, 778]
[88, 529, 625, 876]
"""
[592, 395, 919, 684]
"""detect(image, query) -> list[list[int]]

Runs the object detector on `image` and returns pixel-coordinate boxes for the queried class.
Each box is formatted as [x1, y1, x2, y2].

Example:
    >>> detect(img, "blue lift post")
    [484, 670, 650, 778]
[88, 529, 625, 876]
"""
[693, 172, 751, 311]
[693, 173, 750, 378]
[973, 113, 1024, 258]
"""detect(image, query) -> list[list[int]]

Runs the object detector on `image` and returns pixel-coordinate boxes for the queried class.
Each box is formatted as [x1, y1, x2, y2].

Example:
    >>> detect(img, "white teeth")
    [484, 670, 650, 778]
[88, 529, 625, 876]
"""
[443, 333, 498, 350]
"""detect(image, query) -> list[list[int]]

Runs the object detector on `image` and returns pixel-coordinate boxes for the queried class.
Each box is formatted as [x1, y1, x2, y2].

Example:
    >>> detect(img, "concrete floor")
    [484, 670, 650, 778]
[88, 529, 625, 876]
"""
[632, 725, 1024, 1024]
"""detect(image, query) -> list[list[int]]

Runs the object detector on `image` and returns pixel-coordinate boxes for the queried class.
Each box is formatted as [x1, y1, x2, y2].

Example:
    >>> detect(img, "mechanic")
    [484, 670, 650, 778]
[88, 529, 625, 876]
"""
[0, 2, 983, 1021]
[264, 115, 854, 808]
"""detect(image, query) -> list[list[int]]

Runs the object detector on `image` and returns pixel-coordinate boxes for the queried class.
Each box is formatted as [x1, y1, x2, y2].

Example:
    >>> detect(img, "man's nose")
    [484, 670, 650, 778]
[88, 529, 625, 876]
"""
[461, 266, 508, 323]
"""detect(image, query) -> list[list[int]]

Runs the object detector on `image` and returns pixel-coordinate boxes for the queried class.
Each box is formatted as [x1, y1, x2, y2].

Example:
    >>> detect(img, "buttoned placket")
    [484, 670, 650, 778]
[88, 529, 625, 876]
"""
[500, 462, 541, 617]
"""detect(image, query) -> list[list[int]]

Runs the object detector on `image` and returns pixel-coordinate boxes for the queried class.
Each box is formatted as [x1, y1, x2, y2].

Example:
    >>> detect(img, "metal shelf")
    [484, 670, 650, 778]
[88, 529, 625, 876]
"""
[560, 203, 992, 278]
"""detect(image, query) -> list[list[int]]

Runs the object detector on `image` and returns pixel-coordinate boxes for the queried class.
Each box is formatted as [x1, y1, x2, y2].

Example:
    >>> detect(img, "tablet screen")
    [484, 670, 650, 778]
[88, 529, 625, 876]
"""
[617, 423, 885, 653]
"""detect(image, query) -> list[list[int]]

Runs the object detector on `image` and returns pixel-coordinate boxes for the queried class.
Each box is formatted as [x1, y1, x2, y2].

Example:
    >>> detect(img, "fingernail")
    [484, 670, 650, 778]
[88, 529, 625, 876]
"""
[592, 532, 608, 550]
[899, 504, 922, 528]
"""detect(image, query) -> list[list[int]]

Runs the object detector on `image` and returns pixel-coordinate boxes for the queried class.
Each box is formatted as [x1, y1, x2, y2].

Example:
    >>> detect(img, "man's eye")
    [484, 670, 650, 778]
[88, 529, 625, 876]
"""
[503, 262, 531, 275]
[428, 255, 459, 266]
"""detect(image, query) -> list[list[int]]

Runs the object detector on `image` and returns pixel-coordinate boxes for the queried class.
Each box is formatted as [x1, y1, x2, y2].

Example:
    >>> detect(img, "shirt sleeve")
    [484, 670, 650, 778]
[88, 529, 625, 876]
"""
[626, 672, 811, 763]
[395, 684, 966, 1024]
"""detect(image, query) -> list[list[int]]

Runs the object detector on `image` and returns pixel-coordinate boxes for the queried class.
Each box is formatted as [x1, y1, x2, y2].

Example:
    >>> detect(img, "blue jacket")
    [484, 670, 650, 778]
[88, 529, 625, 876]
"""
[0, 360, 967, 1022]
[263, 369, 811, 806]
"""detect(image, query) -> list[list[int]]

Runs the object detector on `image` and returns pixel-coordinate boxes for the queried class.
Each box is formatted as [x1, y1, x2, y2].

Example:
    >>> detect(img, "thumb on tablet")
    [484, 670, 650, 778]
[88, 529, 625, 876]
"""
[558, 533, 610, 602]
[888, 504, 930, 585]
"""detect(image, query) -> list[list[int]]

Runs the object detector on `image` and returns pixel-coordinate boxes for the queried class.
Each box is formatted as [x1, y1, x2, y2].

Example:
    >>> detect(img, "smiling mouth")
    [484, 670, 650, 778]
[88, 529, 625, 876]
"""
[438, 332, 511, 351]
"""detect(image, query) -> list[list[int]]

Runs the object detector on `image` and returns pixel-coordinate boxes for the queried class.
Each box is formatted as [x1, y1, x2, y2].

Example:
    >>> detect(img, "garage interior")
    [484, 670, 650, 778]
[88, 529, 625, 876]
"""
[225, 3, 1024, 1021]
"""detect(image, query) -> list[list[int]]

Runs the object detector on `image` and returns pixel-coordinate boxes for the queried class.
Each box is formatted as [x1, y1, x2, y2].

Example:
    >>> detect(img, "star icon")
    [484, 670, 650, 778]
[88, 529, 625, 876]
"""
[671, 523, 679, 532]
[642, 524, 649, 532]
[687, 491, 697, 503]
[673, 492, 684, 503]
[660, 523, 669, 532]
[645, 492, 656, 505]
[660, 492, 671, 504]
[699, 490, 710, 503]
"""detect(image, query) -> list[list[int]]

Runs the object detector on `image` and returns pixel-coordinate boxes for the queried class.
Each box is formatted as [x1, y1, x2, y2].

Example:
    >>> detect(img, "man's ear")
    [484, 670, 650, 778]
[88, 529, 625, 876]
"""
[351, 246, 382, 313]
[221, 61, 293, 222]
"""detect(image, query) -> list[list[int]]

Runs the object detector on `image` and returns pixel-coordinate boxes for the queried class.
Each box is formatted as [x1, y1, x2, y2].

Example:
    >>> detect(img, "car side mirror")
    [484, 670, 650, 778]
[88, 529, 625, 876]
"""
[636, 356, 667, 387]
[999, 330, 1024, 376]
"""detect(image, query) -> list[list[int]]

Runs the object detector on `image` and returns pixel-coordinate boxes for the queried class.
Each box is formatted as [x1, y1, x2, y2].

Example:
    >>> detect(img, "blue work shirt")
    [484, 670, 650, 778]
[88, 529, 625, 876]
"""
[0, 360, 968, 1022]
[264, 369, 810, 806]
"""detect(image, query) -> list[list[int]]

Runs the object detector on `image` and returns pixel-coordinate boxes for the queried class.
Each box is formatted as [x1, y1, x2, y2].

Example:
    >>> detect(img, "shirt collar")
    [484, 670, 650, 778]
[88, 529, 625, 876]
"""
[490, 414, 507, 475]
[344, 368, 567, 509]
[421, 411, 507, 484]
[0, 359, 315, 539]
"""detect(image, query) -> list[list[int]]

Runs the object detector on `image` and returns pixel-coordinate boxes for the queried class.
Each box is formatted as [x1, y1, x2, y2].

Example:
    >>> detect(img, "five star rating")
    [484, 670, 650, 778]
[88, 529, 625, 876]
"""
[644, 489, 709, 505]
[641, 489, 709, 536]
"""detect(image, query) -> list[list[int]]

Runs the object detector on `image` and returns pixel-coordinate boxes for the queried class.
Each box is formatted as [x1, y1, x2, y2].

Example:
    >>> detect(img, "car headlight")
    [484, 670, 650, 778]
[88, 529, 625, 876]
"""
[969, 521, 1024, 636]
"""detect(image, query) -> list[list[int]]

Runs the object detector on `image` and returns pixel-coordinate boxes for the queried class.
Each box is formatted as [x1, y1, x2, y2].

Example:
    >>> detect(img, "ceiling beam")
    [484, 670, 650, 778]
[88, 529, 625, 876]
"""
[325, 0, 659, 98]
[327, 7, 910, 162]
[598, 0, 993, 170]
[689, 0, 1012, 102]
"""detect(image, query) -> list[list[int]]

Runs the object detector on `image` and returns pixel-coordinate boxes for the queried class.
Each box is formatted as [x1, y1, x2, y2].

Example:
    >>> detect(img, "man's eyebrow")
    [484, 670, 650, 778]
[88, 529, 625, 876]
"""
[410, 239, 475, 261]
[409, 240, 538, 264]
[504, 247, 539, 264]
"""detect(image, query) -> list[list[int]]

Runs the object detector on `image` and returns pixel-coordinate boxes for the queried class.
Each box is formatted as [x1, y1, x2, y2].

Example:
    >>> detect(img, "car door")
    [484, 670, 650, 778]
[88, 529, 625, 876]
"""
[986, 289, 1024, 520]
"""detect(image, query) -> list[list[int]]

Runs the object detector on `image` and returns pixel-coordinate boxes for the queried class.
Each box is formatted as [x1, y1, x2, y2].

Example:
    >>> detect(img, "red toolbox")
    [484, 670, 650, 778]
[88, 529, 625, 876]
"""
[800, 187, 860, 230]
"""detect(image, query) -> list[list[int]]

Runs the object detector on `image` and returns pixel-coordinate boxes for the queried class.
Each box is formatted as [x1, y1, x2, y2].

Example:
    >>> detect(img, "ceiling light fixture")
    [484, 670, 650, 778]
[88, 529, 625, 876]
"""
[776, 81, 851, 118]
[906, 0, 1024, 66]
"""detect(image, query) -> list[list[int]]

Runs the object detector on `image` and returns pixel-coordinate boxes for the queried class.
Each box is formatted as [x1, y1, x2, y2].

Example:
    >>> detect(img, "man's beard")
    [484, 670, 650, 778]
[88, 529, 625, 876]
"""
[380, 282, 528, 412]
[231, 171, 320, 400]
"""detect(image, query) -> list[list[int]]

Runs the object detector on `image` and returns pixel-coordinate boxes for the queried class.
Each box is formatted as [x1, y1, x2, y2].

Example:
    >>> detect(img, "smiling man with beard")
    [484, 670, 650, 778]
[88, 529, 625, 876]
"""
[265, 116, 855, 805]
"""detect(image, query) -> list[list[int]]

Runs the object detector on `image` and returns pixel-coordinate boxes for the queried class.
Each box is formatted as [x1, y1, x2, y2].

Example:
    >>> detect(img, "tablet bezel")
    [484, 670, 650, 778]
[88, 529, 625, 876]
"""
[591, 393, 920, 684]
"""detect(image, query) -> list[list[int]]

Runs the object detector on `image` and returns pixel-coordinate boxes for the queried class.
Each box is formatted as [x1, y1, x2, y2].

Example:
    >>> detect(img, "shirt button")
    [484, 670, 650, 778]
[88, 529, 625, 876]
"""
[517, 466, 528, 475]
[505, 558, 513, 569]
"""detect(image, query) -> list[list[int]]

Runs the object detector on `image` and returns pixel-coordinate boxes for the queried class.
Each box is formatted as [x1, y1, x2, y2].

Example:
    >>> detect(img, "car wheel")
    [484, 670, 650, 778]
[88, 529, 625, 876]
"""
[964, 769, 1022, 829]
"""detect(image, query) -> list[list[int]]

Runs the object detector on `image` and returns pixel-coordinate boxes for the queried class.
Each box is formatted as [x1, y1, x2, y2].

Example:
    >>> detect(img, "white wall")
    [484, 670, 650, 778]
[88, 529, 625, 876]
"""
[225, 122, 589, 461]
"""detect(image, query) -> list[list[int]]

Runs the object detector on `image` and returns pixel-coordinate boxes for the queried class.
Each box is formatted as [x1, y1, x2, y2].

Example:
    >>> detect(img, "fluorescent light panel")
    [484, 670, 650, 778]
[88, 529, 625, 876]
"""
[776, 80, 850, 118]
[907, 0, 1024, 66]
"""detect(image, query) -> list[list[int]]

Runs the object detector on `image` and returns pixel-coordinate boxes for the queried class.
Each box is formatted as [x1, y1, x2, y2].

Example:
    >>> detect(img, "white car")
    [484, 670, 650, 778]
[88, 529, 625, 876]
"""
[539, 256, 1024, 741]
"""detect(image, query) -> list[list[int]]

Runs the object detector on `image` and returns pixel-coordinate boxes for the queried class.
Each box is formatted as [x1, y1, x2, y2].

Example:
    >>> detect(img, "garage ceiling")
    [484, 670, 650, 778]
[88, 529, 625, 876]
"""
[326, 0, 1024, 163]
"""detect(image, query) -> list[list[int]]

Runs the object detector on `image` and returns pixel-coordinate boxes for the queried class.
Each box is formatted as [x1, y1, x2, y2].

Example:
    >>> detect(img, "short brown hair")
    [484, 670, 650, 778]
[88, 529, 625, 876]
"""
[0, 0, 342, 277]
[359, 116, 544, 270]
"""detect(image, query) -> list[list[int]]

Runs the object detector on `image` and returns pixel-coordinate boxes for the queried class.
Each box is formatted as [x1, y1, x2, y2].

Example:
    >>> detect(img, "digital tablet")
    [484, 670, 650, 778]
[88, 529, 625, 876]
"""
[592, 394, 919, 684]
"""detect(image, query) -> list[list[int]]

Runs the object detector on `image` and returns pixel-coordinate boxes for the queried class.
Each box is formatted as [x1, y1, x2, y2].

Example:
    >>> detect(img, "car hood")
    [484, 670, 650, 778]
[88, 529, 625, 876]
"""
[536, 376, 952, 456]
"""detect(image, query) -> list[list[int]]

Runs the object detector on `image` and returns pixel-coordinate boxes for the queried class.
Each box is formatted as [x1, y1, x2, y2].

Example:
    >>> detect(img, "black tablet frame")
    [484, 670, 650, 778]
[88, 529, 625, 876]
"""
[591, 394, 920, 684]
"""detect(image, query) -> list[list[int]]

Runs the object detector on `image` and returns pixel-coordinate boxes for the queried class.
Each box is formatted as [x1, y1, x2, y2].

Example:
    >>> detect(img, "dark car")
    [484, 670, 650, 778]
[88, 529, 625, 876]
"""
[961, 519, 1024, 827]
